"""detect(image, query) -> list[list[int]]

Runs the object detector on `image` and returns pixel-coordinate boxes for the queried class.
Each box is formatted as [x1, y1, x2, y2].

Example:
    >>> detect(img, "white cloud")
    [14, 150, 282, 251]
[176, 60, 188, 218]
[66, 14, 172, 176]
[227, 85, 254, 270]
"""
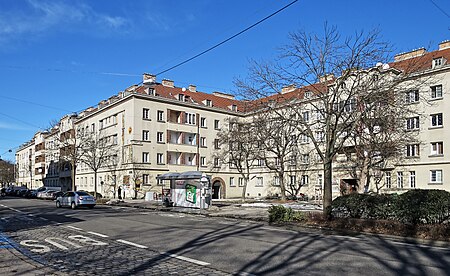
[0, 0, 130, 45]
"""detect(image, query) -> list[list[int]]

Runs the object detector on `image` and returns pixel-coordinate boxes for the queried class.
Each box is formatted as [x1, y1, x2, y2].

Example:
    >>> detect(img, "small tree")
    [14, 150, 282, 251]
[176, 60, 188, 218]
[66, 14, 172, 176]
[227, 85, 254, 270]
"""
[79, 130, 117, 198]
[214, 118, 258, 201]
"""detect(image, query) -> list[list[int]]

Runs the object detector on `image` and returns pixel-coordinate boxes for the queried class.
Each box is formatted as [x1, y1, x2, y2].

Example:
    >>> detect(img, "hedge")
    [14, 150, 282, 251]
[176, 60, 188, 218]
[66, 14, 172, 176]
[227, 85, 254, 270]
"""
[331, 189, 450, 224]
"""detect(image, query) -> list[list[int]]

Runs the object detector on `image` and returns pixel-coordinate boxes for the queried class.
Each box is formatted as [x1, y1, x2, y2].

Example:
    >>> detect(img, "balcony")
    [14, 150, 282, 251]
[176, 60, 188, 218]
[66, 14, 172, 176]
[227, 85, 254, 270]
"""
[167, 152, 197, 166]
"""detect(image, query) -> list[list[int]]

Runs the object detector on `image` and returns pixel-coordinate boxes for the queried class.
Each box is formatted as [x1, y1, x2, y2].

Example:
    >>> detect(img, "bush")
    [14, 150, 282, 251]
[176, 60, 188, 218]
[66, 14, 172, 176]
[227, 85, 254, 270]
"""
[268, 205, 306, 223]
[331, 189, 450, 224]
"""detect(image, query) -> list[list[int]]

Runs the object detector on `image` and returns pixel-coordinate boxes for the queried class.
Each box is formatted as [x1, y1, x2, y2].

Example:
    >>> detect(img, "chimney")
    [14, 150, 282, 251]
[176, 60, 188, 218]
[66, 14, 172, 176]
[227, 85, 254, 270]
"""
[212, 91, 235, 100]
[162, 79, 174, 87]
[143, 73, 156, 84]
[439, 40, 450, 50]
[281, 84, 296, 94]
[319, 74, 334, 83]
[394, 48, 426, 62]
[98, 100, 107, 109]
[125, 85, 138, 92]
[188, 84, 197, 92]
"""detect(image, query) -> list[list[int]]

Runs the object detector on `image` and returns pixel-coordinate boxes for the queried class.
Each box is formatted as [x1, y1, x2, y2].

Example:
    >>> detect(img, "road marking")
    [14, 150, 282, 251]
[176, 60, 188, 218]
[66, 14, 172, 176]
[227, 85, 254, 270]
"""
[87, 231, 109, 238]
[27, 214, 35, 217]
[164, 253, 210, 266]
[66, 225, 83, 231]
[8, 207, 23, 213]
[117, 239, 148, 249]
[39, 217, 48, 221]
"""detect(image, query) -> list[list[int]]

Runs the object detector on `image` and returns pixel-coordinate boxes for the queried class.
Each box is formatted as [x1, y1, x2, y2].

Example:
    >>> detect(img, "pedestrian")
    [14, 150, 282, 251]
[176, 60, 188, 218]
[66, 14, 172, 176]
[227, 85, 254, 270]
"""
[118, 187, 122, 200]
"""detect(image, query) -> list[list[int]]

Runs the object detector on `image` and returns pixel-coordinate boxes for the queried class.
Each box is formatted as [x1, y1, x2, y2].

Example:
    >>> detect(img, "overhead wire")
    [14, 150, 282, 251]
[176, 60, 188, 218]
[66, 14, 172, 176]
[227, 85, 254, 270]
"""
[429, 0, 450, 18]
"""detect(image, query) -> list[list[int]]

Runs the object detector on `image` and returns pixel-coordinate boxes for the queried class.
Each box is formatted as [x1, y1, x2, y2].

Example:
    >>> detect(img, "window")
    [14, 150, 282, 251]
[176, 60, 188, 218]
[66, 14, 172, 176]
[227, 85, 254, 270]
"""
[214, 120, 221, 130]
[290, 175, 297, 186]
[300, 134, 309, 143]
[301, 154, 309, 164]
[433, 57, 443, 68]
[185, 113, 196, 125]
[430, 142, 443, 155]
[317, 174, 323, 187]
[273, 176, 280, 186]
[142, 130, 149, 141]
[157, 110, 164, 122]
[157, 132, 164, 143]
[397, 172, 403, 188]
[406, 144, 420, 157]
[200, 157, 206, 167]
[200, 117, 206, 128]
[200, 137, 206, 147]
[305, 91, 312, 98]
[143, 174, 149, 185]
[315, 131, 324, 142]
[431, 85, 443, 99]
[385, 172, 391, 189]
[213, 157, 220, 167]
[302, 111, 309, 122]
[430, 113, 443, 127]
[112, 134, 118, 145]
[206, 99, 212, 106]
[99, 120, 103, 129]
[256, 177, 263, 187]
[143, 108, 150, 119]
[178, 94, 185, 101]
[409, 171, 416, 188]
[430, 170, 443, 183]
[142, 152, 149, 163]
[301, 175, 309, 186]
[231, 105, 237, 111]
[230, 177, 235, 187]
[214, 139, 220, 149]
[157, 153, 164, 164]
[405, 90, 419, 104]
[256, 159, 265, 167]
[238, 177, 246, 187]
[406, 117, 420, 130]
[91, 123, 95, 132]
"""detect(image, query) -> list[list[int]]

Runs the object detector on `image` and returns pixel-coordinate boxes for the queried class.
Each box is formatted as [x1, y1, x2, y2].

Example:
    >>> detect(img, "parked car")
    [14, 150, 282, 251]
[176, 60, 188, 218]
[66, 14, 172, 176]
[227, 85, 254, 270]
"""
[38, 190, 57, 200]
[6, 186, 27, 196]
[17, 189, 29, 197]
[56, 191, 96, 209]
[52, 191, 64, 200]
[1, 188, 6, 197]
[36, 187, 61, 199]
[24, 189, 37, 198]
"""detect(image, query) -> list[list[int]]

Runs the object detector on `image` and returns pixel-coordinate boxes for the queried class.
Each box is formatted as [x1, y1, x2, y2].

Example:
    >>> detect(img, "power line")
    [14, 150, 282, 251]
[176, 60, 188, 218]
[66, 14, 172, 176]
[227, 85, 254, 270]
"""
[0, 95, 74, 113]
[155, 0, 299, 76]
[429, 0, 450, 19]
[0, 112, 43, 129]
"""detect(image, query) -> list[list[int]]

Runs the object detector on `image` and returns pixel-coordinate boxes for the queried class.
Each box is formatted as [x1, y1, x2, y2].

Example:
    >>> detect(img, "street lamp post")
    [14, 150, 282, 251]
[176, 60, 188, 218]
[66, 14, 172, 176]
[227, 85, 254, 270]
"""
[200, 173, 210, 213]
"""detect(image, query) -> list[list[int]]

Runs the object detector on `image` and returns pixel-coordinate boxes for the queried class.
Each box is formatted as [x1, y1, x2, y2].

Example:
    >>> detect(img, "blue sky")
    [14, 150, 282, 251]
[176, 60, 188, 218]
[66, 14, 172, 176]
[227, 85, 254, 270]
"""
[0, 0, 449, 162]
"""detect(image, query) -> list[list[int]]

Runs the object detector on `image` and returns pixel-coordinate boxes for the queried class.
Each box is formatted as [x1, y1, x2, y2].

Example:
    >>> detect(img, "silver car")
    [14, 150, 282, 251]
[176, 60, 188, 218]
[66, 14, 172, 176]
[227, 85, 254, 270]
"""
[56, 191, 96, 209]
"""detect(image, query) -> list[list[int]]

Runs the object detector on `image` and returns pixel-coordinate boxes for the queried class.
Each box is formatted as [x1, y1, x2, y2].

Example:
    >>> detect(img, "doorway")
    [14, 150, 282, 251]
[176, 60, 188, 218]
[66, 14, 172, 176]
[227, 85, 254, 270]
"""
[212, 181, 221, 199]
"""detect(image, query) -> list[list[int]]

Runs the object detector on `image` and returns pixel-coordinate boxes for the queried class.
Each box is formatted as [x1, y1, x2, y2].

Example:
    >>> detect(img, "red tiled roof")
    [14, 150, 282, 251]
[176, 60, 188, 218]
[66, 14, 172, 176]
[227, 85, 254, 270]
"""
[389, 47, 450, 74]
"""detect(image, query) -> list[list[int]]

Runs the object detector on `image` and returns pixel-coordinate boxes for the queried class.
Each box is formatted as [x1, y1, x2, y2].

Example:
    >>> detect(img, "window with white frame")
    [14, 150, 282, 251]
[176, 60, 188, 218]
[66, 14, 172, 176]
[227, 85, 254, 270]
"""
[305, 91, 312, 98]
[257, 159, 265, 167]
[112, 134, 118, 145]
[430, 113, 443, 127]
[397, 172, 403, 188]
[178, 94, 185, 101]
[157, 153, 164, 164]
[300, 133, 309, 143]
[157, 110, 164, 122]
[206, 99, 212, 106]
[289, 175, 296, 186]
[273, 176, 280, 186]
[301, 175, 309, 186]
[409, 171, 416, 188]
[302, 111, 309, 122]
[433, 57, 443, 68]
[200, 157, 206, 167]
[405, 90, 419, 104]
[185, 112, 196, 125]
[143, 174, 149, 185]
[430, 142, 443, 155]
[301, 154, 309, 164]
[142, 130, 149, 141]
[142, 152, 149, 163]
[230, 177, 235, 187]
[315, 131, 324, 142]
[157, 132, 164, 143]
[431, 85, 443, 99]
[214, 139, 220, 149]
[406, 144, 420, 157]
[317, 173, 323, 187]
[214, 120, 221, 130]
[213, 157, 220, 167]
[200, 117, 206, 128]
[406, 117, 420, 130]
[385, 172, 391, 189]
[430, 170, 443, 183]
[256, 177, 263, 187]
[200, 137, 206, 147]
[238, 177, 245, 187]
[143, 108, 150, 119]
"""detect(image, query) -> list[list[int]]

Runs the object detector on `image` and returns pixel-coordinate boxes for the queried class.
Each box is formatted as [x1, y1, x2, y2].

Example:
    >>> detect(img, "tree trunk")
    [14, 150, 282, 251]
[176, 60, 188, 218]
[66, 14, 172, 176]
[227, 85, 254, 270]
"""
[279, 172, 286, 201]
[71, 161, 77, 191]
[94, 170, 98, 198]
[241, 177, 248, 202]
[358, 155, 370, 193]
[323, 159, 333, 219]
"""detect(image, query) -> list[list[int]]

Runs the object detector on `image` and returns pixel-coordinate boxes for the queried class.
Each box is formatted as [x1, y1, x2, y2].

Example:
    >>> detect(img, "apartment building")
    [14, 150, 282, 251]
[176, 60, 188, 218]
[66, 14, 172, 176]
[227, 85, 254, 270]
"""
[15, 41, 450, 199]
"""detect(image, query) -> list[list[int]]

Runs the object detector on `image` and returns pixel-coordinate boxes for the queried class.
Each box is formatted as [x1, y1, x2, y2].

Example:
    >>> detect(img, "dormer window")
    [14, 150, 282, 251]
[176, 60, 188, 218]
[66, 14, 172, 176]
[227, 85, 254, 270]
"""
[433, 57, 444, 68]
[231, 105, 237, 111]
[205, 99, 212, 107]
[146, 88, 155, 95]
[304, 91, 312, 99]
[178, 94, 185, 101]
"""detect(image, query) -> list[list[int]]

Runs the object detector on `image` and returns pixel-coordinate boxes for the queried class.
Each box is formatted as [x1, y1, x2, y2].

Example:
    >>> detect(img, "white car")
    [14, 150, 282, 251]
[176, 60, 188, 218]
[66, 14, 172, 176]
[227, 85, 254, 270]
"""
[56, 191, 96, 209]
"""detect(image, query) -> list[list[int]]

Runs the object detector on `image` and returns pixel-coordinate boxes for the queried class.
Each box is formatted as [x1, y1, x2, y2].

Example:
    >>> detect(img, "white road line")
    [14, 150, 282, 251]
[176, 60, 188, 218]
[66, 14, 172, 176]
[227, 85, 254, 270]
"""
[164, 253, 210, 266]
[27, 214, 35, 217]
[117, 239, 148, 249]
[8, 207, 23, 213]
[87, 231, 109, 238]
[0, 204, 5, 207]
[39, 217, 48, 221]
[66, 225, 83, 231]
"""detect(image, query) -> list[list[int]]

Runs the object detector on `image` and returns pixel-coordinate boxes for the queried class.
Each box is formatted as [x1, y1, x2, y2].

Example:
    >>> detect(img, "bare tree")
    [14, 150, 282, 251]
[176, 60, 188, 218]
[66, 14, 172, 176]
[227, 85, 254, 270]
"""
[235, 25, 426, 217]
[0, 159, 15, 186]
[79, 130, 117, 198]
[214, 118, 258, 201]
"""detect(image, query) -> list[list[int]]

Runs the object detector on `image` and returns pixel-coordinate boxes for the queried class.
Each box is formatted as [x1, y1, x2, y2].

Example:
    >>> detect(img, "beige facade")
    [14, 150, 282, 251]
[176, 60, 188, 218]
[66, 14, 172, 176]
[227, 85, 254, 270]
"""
[15, 42, 450, 199]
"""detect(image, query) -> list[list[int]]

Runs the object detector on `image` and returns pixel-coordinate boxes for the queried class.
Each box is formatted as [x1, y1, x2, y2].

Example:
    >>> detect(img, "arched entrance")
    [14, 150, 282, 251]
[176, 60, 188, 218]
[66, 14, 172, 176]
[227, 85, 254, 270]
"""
[211, 178, 225, 199]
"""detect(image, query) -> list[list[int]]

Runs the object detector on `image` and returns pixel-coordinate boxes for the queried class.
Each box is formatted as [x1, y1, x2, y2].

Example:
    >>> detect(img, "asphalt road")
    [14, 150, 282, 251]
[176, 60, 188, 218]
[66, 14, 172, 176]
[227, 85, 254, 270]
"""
[1, 197, 449, 275]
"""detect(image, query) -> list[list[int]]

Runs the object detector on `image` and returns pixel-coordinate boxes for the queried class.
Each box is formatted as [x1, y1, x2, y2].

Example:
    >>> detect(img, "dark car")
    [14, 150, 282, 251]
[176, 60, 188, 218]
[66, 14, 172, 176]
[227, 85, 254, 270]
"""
[1, 188, 5, 197]
[24, 189, 37, 198]
[17, 189, 29, 197]
[52, 191, 64, 200]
